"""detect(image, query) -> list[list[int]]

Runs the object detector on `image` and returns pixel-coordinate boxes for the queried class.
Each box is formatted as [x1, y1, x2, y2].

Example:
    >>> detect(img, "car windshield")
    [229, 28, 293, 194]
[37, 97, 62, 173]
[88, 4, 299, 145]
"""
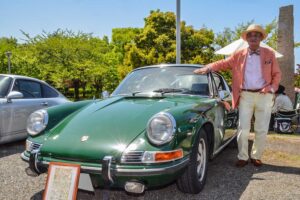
[0, 75, 12, 98]
[112, 66, 210, 96]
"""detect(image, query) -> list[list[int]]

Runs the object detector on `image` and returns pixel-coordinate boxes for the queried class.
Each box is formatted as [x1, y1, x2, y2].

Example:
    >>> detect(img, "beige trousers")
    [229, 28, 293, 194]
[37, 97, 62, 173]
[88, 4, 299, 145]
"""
[237, 91, 274, 160]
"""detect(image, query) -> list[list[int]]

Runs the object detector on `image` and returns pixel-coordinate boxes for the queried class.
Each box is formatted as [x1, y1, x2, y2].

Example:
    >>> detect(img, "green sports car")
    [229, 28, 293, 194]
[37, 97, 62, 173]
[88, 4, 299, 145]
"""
[21, 64, 238, 194]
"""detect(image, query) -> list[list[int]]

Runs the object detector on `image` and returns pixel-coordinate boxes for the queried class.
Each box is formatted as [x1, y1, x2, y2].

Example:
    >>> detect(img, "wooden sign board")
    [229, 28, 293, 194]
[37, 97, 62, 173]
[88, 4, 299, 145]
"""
[43, 162, 80, 200]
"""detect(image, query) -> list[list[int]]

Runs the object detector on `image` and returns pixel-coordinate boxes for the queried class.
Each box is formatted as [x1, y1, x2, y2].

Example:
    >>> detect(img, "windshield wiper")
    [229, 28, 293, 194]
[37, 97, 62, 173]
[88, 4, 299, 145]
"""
[132, 91, 142, 96]
[153, 88, 184, 94]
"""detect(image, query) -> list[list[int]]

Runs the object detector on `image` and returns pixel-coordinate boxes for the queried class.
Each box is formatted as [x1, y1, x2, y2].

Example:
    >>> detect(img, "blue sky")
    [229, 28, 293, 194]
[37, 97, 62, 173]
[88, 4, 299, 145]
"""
[0, 0, 299, 67]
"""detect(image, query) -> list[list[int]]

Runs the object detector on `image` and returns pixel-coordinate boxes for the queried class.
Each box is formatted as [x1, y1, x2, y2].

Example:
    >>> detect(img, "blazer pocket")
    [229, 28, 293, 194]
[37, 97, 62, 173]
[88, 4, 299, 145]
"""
[264, 59, 272, 65]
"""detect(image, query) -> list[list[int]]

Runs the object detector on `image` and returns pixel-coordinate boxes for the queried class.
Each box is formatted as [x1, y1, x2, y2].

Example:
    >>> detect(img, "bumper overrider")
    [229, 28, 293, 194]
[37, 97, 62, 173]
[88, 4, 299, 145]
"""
[21, 149, 190, 192]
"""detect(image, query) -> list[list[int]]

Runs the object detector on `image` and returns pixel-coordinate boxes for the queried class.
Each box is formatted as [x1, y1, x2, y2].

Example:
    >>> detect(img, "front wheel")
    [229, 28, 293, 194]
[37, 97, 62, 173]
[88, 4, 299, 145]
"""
[176, 128, 208, 194]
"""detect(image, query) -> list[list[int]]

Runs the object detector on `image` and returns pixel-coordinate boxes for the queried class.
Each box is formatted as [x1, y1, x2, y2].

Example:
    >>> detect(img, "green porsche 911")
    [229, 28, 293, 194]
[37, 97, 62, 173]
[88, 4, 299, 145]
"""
[21, 64, 238, 194]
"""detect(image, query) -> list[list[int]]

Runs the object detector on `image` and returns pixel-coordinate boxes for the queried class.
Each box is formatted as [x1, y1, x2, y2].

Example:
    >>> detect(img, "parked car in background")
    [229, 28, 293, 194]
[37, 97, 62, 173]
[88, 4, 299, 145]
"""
[22, 64, 238, 194]
[0, 74, 69, 144]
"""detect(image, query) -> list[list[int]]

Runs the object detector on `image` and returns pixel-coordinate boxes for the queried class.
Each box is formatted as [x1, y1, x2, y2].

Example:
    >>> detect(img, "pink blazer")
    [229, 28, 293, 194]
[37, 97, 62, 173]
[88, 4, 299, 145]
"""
[208, 47, 281, 109]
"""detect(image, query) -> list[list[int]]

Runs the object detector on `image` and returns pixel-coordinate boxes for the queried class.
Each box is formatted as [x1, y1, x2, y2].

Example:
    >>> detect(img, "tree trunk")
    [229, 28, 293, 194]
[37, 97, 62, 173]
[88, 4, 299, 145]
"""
[82, 82, 86, 99]
[73, 79, 80, 101]
[94, 79, 103, 98]
[277, 5, 295, 104]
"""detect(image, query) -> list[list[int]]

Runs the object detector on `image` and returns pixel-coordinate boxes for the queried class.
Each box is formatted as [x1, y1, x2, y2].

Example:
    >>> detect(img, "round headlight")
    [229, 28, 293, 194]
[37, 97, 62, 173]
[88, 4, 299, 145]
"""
[27, 109, 48, 136]
[146, 112, 176, 145]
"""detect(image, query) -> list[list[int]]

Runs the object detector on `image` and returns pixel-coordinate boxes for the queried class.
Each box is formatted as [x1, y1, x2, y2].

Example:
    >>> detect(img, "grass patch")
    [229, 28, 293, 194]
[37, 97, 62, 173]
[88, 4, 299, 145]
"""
[262, 149, 300, 167]
[267, 133, 300, 143]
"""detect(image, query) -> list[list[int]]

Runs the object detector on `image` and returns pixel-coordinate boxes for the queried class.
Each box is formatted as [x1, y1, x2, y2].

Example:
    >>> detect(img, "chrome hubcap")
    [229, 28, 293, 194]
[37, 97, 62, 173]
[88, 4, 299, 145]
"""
[197, 138, 206, 181]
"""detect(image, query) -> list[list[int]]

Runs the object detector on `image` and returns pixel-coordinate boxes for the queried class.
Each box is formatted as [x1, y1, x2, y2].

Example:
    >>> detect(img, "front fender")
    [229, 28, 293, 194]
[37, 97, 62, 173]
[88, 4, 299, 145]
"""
[30, 100, 94, 139]
[173, 101, 215, 153]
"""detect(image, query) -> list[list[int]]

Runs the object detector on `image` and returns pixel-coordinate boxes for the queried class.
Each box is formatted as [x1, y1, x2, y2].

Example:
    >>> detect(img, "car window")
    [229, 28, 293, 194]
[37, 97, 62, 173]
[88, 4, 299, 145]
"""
[212, 74, 226, 91]
[113, 67, 209, 96]
[0, 75, 12, 98]
[13, 79, 42, 98]
[42, 84, 59, 98]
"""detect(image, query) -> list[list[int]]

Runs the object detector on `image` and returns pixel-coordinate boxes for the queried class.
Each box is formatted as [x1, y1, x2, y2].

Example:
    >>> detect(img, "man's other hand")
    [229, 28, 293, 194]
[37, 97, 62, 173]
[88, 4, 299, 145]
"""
[260, 85, 274, 94]
[194, 66, 211, 74]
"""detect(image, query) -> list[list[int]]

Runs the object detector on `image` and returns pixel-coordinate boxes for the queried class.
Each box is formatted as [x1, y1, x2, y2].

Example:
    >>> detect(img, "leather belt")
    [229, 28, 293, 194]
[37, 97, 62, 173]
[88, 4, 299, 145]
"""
[241, 88, 262, 93]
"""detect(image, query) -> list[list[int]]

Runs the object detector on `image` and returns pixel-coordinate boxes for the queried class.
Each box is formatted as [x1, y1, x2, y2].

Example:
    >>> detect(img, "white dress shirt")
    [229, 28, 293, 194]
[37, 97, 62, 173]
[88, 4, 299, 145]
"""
[243, 51, 266, 90]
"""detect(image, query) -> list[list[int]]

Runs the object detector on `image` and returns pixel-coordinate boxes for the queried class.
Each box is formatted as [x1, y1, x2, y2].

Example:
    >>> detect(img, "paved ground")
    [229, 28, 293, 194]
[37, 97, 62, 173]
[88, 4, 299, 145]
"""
[0, 134, 300, 200]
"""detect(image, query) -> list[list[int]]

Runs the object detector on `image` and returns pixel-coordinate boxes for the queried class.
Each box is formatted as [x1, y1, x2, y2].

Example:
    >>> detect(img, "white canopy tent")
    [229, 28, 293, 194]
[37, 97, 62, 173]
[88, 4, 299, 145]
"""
[215, 38, 283, 58]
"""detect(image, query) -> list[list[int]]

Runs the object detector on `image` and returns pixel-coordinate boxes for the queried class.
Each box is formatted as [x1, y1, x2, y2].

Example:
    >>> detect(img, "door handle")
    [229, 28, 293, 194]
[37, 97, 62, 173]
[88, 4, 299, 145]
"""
[40, 102, 48, 106]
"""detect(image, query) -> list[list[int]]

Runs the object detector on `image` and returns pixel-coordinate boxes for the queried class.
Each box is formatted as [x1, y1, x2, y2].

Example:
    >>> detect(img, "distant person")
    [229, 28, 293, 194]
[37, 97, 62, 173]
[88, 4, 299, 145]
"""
[272, 85, 293, 114]
[194, 24, 281, 167]
[270, 85, 294, 130]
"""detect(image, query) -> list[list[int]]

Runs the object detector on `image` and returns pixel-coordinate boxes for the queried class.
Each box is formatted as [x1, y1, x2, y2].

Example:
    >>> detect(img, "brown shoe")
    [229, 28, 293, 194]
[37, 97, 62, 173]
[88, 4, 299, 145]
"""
[251, 159, 263, 167]
[235, 160, 248, 168]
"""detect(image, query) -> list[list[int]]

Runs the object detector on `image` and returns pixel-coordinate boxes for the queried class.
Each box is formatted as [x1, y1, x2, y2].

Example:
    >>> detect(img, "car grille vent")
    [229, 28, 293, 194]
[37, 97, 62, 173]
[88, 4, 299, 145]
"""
[121, 151, 144, 163]
[30, 142, 42, 152]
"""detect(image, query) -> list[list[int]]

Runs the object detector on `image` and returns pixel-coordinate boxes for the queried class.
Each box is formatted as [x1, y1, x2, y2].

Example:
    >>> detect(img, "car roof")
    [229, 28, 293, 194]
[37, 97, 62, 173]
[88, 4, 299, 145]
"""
[0, 74, 47, 84]
[133, 64, 204, 71]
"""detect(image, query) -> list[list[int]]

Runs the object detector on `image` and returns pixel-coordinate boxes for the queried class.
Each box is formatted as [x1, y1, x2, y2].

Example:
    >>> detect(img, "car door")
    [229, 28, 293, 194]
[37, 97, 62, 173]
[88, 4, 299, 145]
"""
[211, 73, 239, 144]
[1, 79, 47, 138]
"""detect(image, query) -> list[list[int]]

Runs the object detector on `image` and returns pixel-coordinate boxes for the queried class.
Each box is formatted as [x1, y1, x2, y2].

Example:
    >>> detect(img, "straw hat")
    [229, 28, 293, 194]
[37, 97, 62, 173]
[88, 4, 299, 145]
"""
[241, 24, 267, 41]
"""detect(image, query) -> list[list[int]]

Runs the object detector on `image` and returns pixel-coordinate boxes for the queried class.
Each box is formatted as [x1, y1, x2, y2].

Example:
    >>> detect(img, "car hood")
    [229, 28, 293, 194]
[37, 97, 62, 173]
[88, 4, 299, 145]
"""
[40, 95, 208, 161]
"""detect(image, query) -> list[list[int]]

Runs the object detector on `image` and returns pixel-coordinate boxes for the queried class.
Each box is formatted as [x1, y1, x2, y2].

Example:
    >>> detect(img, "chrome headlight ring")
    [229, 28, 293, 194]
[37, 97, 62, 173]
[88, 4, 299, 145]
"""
[27, 109, 48, 136]
[146, 112, 176, 146]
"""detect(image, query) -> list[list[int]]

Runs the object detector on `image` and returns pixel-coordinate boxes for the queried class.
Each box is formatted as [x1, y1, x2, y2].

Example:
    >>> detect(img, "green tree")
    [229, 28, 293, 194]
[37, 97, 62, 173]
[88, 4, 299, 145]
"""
[124, 10, 216, 68]
[13, 30, 121, 100]
[112, 28, 141, 54]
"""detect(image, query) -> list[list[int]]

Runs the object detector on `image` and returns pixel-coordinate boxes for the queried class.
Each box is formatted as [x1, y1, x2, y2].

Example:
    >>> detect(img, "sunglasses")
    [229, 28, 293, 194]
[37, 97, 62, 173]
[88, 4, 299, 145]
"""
[246, 32, 262, 39]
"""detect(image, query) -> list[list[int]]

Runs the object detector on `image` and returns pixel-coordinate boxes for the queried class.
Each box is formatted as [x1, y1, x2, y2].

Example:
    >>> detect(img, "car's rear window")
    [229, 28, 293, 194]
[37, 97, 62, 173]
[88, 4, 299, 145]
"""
[42, 84, 59, 98]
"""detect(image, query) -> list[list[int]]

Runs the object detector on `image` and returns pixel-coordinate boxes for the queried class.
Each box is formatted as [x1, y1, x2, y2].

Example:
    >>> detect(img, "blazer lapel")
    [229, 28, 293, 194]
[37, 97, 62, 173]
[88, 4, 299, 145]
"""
[260, 47, 265, 68]
[240, 48, 248, 88]
[259, 47, 266, 80]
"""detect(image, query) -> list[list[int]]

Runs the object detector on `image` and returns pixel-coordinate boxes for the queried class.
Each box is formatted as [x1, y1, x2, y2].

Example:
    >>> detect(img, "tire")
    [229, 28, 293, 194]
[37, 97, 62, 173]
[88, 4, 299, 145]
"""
[176, 128, 208, 194]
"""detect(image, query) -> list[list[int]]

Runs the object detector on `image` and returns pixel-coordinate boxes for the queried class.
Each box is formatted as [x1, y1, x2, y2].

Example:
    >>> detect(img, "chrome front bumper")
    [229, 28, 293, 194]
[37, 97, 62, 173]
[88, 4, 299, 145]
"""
[21, 151, 190, 177]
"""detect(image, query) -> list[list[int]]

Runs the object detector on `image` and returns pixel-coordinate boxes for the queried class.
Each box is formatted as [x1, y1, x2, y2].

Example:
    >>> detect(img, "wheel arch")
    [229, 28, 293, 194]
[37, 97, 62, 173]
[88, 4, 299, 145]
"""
[193, 122, 214, 159]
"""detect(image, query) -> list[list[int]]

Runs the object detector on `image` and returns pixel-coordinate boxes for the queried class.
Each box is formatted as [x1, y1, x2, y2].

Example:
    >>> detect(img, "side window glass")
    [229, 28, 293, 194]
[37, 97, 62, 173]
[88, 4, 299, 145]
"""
[213, 74, 226, 91]
[13, 79, 42, 98]
[42, 84, 59, 98]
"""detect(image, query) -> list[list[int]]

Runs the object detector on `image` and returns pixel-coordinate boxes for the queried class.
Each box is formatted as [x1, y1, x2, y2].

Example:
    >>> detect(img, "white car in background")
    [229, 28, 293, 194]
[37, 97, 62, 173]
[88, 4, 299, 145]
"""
[0, 74, 69, 144]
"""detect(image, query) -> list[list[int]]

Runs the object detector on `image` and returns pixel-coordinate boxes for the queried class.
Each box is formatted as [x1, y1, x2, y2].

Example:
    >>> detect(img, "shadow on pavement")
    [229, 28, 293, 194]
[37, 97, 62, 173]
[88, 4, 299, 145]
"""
[0, 140, 25, 158]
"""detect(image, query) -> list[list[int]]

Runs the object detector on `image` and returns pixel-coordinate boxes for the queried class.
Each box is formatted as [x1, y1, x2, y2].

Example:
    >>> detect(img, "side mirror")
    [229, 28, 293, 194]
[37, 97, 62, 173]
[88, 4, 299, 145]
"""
[7, 91, 23, 103]
[219, 90, 230, 100]
[101, 91, 110, 99]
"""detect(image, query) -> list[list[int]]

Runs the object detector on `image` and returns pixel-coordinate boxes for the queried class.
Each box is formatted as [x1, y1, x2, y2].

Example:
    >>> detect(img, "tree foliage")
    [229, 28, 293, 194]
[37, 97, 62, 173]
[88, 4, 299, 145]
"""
[124, 10, 216, 68]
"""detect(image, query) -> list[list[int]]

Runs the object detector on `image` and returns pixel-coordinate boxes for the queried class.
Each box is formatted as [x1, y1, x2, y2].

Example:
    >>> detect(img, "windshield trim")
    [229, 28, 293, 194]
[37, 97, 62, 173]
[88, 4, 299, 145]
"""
[111, 92, 210, 98]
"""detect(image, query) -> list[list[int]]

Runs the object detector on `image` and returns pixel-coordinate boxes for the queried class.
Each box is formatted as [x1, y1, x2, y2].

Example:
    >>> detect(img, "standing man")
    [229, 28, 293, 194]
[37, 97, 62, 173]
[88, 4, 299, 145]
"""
[194, 24, 281, 167]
